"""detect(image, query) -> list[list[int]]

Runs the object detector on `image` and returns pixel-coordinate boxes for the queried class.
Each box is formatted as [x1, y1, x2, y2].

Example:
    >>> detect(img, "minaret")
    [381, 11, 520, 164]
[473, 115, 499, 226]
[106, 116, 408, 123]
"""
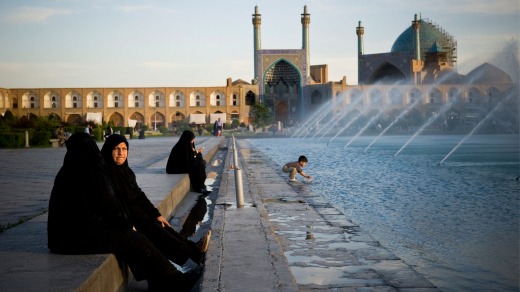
[356, 21, 364, 84]
[412, 14, 421, 61]
[301, 5, 311, 81]
[252, 6, 262, 83]
[411, 14, 424, 85]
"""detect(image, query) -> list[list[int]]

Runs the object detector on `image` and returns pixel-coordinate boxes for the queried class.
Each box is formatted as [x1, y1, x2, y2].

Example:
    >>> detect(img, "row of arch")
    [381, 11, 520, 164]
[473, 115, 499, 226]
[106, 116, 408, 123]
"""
[309, 85, 513, 108]
[48, 110, 241, 128]
[0, 89, 258, 110]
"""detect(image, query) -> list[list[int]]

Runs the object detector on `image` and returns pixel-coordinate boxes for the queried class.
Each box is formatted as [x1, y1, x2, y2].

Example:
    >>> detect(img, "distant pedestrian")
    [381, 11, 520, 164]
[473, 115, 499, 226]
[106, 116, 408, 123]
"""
[105, 125, 113, 139]
[213, 118, 222, 137]
[282, 155, 312, 182]
[57, 126, 66, 147]
[84, 123, 94, 138]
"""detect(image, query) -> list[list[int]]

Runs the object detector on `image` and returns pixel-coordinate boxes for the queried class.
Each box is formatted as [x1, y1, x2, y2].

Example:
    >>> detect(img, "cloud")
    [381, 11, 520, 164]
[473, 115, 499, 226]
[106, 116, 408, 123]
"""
[5, 6, 76, 23]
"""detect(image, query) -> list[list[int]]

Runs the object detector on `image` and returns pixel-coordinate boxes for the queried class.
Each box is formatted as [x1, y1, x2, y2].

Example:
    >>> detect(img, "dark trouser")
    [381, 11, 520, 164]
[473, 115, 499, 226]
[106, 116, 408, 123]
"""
[134, 218, 201, 265]
[108, 229, 180, 281]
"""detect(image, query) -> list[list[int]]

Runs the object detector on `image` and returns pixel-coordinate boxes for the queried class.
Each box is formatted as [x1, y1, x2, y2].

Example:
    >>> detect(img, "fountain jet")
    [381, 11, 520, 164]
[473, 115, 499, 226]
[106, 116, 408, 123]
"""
[394, 98, 456, 158]
[438, 93, 514, 165]
[344, 109, 384, 149]
[364, 97, 422, 152]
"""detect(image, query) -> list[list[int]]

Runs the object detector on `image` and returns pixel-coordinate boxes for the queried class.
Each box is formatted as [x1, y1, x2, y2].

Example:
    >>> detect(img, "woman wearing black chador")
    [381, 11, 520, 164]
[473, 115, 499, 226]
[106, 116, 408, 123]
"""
[166, 130, 210, 195]
[48, 133, 201, 291]
[101, 134, 210, 269]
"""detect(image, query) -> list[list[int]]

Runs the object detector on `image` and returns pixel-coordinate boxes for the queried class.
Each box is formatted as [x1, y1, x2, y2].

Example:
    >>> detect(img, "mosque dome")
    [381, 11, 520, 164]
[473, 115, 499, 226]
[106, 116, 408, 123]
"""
[464, 63, 513, 84]
[391, 18, 457, 65]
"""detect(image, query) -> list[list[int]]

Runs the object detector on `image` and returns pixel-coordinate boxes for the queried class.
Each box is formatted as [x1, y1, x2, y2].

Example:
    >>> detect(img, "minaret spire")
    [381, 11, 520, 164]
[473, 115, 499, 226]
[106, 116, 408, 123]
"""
[412, 13, 421, 61]
[301, 5, 311, 81]
[356, 21, 365, 84]
[252, 5, 262, 83]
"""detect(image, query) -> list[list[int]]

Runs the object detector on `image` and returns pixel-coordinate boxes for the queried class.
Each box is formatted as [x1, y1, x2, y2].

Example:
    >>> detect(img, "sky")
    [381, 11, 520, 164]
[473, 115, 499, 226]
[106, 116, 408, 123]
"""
[0, 0, 518, 88]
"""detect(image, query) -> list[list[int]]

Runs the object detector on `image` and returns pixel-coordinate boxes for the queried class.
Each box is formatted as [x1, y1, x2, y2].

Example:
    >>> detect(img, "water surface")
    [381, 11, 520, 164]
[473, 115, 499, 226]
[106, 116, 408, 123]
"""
[248, 134, 519, 291]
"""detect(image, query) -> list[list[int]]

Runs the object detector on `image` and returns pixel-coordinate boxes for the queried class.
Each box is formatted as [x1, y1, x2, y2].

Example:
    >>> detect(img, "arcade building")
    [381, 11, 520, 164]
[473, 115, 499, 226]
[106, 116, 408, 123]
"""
[0, 6, 517, 132]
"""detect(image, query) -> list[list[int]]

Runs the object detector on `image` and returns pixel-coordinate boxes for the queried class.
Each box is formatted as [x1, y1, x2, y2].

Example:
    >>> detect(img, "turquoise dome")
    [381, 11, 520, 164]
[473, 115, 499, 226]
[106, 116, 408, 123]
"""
[391, 19, 456, 63]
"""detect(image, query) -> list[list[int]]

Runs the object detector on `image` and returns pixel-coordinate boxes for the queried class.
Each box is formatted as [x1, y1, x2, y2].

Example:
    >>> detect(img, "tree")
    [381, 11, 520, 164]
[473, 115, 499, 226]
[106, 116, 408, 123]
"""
[250, 103, 272, 130]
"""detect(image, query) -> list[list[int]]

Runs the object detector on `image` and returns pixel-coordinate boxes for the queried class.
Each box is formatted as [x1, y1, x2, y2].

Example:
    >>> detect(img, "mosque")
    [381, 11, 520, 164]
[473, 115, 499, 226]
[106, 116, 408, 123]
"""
[0, 5, 517, 132]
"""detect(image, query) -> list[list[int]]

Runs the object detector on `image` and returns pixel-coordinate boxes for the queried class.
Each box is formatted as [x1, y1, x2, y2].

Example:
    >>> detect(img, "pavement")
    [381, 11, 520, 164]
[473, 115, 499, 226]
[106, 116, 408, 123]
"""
[0, 135, 439, 291]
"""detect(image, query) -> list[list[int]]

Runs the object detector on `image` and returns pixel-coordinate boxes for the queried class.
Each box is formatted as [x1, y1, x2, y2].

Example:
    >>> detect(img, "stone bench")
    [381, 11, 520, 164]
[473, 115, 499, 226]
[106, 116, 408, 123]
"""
[49, 138, 59, 147]
[0, 137, 223, 292]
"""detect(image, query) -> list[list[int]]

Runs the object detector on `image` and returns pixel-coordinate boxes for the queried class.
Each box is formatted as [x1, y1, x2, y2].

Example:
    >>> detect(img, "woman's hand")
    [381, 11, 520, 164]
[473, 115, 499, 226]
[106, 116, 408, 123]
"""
[157, 216, 171, 228]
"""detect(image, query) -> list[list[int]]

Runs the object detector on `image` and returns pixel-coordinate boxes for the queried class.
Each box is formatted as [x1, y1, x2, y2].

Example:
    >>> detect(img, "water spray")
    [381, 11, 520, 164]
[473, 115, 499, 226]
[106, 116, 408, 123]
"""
[316, 97, 362, 143]
[364, 97, 422, 152]
[344, 109, 384, 149]
[438, 93, 513, 165]
[394, 98, 457, 158]
[327, 109, 365, 145]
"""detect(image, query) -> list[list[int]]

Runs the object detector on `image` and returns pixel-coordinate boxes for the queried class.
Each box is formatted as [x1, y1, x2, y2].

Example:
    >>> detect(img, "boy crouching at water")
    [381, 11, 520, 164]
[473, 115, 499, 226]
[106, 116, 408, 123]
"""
[282, 155, 312, 182]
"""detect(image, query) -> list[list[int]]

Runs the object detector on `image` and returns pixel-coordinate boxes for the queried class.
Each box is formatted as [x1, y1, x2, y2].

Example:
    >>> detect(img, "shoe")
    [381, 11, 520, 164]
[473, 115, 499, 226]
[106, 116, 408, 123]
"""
[289, 178, 299, 182]
[195, 230, 211, 253]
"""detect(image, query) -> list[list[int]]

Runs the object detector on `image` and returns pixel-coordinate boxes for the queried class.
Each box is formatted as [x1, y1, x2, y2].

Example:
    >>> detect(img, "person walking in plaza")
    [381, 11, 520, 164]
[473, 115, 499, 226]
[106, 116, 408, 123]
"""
[105, 124, 113, 139]
[213, 118, 222, 137]
[282, 155, 312, 182]
[48, 133, 201, 291]
[57, 126, 66, 147]
[101, 134, 211, 268]
[166, 130, 210, 195]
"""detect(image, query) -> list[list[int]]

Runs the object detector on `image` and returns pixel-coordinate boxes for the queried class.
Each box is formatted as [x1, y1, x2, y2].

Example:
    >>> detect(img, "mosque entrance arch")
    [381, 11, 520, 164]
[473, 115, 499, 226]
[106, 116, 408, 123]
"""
[368, 62, 406, 84]
[263, 59, 302, 124]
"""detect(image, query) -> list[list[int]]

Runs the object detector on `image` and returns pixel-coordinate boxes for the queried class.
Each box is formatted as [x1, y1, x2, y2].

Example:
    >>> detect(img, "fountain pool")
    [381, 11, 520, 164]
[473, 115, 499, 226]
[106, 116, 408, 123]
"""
[248, 134, 519, 291]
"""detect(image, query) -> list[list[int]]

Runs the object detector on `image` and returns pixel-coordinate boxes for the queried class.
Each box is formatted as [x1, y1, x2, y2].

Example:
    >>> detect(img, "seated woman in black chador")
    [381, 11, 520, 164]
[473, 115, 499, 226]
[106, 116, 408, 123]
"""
[166, 130, 210, 195]
[100, 134, 210, 268]
[48, 133, 200, 291]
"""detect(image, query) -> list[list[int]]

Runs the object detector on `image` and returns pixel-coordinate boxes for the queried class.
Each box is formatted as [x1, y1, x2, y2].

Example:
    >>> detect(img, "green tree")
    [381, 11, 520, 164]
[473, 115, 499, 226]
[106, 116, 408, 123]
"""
[251, 103, 273, 130]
